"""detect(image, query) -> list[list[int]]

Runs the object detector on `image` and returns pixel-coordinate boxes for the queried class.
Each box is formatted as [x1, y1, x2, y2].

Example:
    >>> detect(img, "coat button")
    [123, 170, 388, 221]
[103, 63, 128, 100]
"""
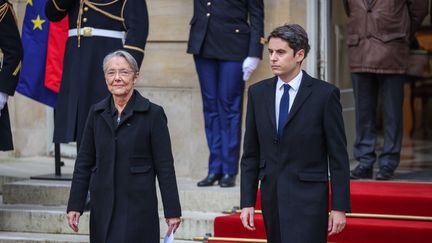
[83, 17, 88, 23]
[84, 6, 89, 11]
[235, 29, 240, 33]
[273, 138, 279, 144]
[206, 13, 211, 17]
[207, 1, 211, 6]
[367, 9, 371, 13]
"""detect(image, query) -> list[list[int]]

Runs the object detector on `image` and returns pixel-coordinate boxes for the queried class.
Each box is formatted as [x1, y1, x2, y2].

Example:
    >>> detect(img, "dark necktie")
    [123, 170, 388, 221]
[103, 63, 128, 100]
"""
[278, 84, 290, 138]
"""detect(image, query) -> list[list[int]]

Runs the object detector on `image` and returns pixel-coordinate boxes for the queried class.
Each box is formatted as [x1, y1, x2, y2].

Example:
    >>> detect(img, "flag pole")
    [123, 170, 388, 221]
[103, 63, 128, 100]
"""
[30, 112, 72, 181]
[54, 142, 61, 176]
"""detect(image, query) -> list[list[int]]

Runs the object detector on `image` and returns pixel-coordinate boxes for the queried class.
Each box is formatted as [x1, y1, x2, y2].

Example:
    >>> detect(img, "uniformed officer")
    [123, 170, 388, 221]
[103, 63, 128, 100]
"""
[0, 0, 23, 151]
[45, 0, 148, 149]
[188, 0, 265, 187]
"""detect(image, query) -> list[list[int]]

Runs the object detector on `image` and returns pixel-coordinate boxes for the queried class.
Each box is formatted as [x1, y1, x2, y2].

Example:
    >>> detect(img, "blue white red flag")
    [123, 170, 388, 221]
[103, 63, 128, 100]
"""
[16, 0, 57, 107]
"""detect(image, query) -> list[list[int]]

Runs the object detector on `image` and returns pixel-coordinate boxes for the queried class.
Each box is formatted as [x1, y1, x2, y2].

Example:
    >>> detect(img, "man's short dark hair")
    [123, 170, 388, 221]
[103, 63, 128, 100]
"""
[267, 24, 311, 58]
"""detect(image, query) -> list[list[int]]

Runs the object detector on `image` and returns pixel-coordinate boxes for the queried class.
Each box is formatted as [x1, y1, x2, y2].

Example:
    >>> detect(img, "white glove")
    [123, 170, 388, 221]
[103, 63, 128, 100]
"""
[242, 57, 260, 81]
[0, 91, 8, 118]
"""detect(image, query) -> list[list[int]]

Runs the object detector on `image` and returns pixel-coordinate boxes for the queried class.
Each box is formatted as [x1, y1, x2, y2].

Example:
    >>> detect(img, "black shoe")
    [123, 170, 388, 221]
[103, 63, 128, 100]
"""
[350, 165, 373, 179]
[219, 174, 236, 188]
[376, 167, 394, 180]
[197, 173, 222, 187]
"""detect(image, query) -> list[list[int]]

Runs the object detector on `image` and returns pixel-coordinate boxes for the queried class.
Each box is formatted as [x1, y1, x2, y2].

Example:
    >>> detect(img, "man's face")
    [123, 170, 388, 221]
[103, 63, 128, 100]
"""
[104, 56, 138, 98]
[268, 37, 304, 82]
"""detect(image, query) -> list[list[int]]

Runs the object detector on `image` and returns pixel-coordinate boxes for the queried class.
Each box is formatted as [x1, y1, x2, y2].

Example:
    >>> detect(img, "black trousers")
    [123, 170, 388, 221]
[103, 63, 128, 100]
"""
[352, 73, 405, 171]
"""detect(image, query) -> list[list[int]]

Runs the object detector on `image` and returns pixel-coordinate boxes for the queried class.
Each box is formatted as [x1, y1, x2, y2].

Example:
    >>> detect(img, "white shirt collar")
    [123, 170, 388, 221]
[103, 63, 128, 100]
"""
[276, 70, 303, 91]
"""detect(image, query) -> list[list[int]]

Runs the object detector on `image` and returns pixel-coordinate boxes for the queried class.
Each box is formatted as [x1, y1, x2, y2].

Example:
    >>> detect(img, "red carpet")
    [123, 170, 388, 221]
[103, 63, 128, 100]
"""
[214, 214, 266, 239]
[329, 217, 432, 243]
[349, 181, 432, 216]
[208, 181, 432, 243]
[254, 181, 432, 216]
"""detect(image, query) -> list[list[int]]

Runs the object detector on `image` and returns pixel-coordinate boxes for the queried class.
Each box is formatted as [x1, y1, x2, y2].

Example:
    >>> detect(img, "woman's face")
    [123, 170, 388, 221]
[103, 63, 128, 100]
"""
[104, 56, 138, 98]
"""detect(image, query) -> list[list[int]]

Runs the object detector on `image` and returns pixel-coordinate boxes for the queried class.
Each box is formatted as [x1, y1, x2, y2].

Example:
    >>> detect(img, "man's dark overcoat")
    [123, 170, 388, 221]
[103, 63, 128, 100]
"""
[45, 0, 148, 145]
[0, 0, 23, 151]
[67, 91, 181, 243]
[241, 72, 351, 243]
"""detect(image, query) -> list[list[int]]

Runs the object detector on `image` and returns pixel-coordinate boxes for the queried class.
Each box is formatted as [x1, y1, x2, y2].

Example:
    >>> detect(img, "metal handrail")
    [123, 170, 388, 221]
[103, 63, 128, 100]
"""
[223, 209, 432, 222]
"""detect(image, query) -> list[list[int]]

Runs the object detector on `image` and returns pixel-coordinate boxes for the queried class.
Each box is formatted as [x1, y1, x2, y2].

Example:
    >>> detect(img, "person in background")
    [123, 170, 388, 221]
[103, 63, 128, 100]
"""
[344, 0, 428, 180]
[240, 24, 351, 243]
[187, 0, 265, 188]
[66, 50, 181, 243]
[45, 0, 148, 150]
[0, 0, 23, 151]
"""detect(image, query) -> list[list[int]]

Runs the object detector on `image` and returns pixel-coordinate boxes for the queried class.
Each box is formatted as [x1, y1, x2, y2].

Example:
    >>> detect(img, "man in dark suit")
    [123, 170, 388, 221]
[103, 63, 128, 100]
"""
[240, 24, 351, 243]
[187, 0, 265, 187]
[0, 0, 23, 151]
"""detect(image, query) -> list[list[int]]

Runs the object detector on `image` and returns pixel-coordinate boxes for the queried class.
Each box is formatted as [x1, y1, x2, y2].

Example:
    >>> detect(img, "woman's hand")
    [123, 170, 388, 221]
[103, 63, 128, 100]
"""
[165, 217, 181, 236]
[67, 211, 81, 232]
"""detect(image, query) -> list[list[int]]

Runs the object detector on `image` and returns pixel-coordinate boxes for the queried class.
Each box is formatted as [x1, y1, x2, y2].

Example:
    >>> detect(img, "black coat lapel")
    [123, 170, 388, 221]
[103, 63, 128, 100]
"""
[284, 72, 313, 126]
[265, 77, 278, 132]
[94, 97, 115, 135]
[100, 109, 115, 134]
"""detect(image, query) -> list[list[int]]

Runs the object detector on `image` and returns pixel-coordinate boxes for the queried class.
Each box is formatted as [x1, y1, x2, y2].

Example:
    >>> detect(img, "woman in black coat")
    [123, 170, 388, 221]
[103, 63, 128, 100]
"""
[66, 50, 181, 243]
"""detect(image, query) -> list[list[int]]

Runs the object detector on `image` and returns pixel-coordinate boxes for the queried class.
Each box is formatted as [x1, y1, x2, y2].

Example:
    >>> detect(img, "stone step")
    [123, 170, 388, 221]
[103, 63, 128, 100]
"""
[2, 178, 240, 212]
[0, 231, 197, 243]
[0, 203, 218, 240]
[0, 156, 76, 194]
[0, 231, 88, 243]
[0, 176, 21, 194]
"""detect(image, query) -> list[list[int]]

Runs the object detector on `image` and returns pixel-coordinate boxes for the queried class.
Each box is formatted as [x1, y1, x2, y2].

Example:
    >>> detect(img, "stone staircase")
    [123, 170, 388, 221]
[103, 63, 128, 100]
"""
[0, 177, 238, 242]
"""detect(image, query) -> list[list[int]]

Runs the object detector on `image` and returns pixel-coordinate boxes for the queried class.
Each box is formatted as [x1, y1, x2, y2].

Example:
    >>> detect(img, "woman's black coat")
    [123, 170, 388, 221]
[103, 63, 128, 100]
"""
[67, 90, 181, 243]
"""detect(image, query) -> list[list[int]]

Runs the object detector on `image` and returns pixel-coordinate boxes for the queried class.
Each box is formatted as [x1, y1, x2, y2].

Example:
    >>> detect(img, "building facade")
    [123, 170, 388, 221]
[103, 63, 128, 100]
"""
[3, 0, 374, 178]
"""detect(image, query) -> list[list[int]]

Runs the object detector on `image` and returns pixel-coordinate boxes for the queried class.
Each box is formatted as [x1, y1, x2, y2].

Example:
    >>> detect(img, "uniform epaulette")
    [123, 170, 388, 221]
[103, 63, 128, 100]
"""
[87, 0, 119, 7]
[124, 45, 145, 54]
[12, 61, 21, 76]
[0, 50, 3, 71]
[0, 2, 9, 23]
[121, 0, 126, 30]
[0, 1, 17, 25]
[84, 0, 123, 22]
[51, 0, 66, 12]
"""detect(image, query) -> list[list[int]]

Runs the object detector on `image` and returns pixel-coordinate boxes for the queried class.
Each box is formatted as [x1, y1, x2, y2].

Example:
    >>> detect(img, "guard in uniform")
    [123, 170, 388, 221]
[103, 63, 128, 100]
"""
[188, 0, 265, 187]
[45, 0, 148, 149]
[0, 0, 23, 151]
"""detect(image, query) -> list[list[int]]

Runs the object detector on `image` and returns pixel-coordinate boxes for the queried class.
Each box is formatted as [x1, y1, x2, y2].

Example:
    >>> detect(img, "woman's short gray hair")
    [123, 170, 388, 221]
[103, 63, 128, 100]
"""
[102, 50, 139, 73]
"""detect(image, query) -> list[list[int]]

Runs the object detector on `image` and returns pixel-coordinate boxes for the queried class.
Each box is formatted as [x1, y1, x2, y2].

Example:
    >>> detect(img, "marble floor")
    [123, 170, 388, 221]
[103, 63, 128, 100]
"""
[350, 136, 432, 182]
[395, 137, 432, 182]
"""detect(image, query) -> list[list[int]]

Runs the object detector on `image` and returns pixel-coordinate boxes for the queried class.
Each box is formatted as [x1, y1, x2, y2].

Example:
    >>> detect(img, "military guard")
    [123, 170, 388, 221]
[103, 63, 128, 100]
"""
[188, 0, 265, 188]
[0, 0, 23, 151]
[45, 0, 149, 149]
